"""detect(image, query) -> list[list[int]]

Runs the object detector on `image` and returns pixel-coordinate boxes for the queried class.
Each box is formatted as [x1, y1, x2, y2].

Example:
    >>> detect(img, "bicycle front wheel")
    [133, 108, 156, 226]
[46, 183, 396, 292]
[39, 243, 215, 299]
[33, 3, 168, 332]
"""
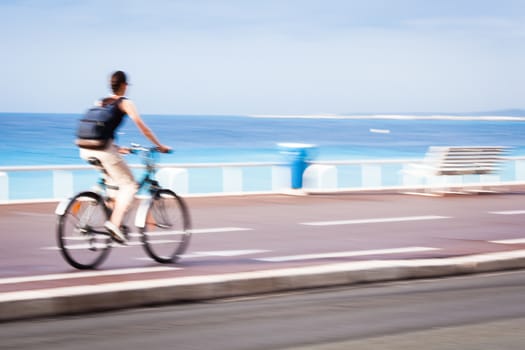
[56, 191, 112, 269]
[141, 189, 191, 263]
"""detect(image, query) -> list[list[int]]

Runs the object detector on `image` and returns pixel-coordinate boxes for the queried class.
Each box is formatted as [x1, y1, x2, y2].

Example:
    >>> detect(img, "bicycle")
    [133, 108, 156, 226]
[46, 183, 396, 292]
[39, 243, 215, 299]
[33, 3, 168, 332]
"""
[55, 143, 191, 269]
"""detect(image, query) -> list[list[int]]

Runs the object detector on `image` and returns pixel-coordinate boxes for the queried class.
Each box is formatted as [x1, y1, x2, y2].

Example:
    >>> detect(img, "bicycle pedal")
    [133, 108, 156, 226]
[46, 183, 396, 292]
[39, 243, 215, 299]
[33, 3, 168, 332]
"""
[120, 225, 131, 239]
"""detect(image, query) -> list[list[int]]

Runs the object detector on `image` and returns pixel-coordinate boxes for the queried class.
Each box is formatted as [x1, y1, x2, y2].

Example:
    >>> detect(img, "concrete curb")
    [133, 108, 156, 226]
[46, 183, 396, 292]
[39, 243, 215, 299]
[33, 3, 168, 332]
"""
[2, 249, 525, 322]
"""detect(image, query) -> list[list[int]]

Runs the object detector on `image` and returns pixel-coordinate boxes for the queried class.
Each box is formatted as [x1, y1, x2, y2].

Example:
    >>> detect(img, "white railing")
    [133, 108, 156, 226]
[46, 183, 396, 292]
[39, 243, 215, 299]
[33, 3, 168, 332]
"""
[0, 162, 290, 204]
[303, 156, 525, 193]
[1, 156, 525, 204]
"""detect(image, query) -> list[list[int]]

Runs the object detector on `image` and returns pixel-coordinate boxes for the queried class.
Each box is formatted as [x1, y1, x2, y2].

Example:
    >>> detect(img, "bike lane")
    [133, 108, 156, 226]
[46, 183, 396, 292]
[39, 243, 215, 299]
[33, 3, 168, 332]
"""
[1, 193, 525, 320]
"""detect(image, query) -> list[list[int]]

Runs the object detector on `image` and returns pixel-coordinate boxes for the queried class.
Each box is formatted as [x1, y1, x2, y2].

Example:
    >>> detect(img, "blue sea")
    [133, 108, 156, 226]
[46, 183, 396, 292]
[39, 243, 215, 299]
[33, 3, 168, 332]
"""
[2, 113, 525, 166]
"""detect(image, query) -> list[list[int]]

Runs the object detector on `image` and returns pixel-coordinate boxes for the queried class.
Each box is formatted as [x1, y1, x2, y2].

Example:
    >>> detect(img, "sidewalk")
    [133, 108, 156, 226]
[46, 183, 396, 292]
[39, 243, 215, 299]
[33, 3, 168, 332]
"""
[1, 193, 525, 322]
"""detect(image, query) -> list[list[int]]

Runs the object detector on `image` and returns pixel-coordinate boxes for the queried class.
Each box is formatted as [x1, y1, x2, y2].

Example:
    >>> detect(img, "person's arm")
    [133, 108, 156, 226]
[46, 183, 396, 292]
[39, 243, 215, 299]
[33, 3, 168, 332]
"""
[120, 99, 171, 153]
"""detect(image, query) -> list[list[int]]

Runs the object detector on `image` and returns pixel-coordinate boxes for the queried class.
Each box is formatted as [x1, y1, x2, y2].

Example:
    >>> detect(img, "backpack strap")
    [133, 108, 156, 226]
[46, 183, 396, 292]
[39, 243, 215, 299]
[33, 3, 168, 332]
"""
[101, 96, 127, 107]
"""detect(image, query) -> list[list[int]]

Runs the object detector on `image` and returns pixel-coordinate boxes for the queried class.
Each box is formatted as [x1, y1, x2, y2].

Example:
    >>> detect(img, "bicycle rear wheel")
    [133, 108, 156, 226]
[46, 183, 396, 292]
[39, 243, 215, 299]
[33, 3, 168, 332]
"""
[141, 189, 191, 263]
[56, 191, 112, 269]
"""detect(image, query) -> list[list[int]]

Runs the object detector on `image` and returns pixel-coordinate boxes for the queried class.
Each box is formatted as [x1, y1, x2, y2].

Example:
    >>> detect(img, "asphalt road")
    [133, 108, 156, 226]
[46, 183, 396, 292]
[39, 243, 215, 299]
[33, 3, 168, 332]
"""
[1, 192, 525, 295]
[2, 270, 524, 350]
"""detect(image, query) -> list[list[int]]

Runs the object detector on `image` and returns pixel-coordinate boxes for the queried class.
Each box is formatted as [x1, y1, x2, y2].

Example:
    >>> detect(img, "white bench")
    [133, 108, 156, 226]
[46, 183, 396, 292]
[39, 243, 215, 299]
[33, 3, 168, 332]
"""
[403, 146, 508, 195]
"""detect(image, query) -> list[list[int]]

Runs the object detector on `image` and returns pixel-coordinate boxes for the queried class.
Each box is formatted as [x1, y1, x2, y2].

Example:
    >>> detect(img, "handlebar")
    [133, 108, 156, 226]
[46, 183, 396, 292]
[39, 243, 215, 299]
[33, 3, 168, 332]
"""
[127, 143, 173, 154]
[122, 143, 172, 172]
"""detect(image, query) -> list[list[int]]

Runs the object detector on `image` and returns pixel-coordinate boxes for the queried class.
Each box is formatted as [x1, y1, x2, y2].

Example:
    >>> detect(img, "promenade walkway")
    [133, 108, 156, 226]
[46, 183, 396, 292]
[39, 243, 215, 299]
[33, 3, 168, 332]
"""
[1, 192, 525, 321]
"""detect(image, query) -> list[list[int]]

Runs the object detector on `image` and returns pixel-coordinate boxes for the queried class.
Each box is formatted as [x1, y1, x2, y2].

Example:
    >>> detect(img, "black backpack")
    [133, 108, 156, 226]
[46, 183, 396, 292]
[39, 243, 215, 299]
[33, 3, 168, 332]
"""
[75, 97, 124, 149]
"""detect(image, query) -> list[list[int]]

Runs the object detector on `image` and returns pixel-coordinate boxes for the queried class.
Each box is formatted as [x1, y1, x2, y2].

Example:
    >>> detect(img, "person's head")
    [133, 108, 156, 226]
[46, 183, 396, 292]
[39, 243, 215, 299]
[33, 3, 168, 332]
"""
[110, 70, 128, 95]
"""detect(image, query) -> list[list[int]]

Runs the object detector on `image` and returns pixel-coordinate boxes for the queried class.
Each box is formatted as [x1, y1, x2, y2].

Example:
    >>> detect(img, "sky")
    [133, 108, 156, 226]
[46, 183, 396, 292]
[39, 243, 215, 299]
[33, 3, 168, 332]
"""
[1, 0, 525, 115]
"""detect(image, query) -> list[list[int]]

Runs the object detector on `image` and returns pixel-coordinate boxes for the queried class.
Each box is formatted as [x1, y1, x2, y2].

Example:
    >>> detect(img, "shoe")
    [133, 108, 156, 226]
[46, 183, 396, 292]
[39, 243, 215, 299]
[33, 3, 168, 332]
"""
[104, 221, 127, 244]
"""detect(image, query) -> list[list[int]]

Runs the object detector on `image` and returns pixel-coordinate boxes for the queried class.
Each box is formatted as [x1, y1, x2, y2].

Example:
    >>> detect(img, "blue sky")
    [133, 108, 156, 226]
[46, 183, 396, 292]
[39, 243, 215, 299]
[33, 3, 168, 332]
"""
[1, 0, 524, 115]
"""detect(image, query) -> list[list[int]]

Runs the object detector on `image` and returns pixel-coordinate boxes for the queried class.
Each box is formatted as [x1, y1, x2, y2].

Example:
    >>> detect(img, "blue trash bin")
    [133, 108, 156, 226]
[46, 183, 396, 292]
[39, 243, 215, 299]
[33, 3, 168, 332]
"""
[278, 143, 317, 189]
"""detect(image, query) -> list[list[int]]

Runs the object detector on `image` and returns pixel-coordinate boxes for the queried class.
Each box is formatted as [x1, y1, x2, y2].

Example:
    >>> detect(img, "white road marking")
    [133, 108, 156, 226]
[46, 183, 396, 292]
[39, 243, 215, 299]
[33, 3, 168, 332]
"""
[0, 266, 180, 285]
[42, 227, 252, 250]
[489, 210, 525, 215]
[256, 246, 440, 262]
[130, 227, 253, 235]
[301, 215, 450, 226]
[183, 250, 270, 259]
[13, 211, 55, 218]
[489, 238, 525, 245]
[191, 227, 253, 234]
[5, 250, 525, 306]
[135, 249, 270, 261]
[42, 242, 141, 250]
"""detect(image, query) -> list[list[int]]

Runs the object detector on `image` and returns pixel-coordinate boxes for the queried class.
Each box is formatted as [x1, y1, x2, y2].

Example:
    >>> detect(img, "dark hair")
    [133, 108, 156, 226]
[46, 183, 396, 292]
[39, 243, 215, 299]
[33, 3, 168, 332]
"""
[110, 71, 128, 93]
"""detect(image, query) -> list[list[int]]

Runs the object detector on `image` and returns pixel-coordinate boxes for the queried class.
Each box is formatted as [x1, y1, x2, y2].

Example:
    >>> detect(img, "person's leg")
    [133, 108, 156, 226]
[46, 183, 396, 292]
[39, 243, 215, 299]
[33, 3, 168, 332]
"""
[100, 145, 138, 228]
[80, 143, 137, 243]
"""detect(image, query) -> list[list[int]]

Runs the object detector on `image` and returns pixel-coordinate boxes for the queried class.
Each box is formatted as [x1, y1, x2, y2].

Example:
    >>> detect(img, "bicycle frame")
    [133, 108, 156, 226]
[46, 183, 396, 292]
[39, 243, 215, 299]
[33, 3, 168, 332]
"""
[55, 144, 164, 217]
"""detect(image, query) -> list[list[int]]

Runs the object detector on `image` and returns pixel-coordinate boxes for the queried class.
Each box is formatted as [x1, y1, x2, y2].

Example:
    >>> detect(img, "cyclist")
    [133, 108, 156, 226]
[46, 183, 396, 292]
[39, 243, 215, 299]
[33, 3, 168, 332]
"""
[77, 70, 171, 244]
